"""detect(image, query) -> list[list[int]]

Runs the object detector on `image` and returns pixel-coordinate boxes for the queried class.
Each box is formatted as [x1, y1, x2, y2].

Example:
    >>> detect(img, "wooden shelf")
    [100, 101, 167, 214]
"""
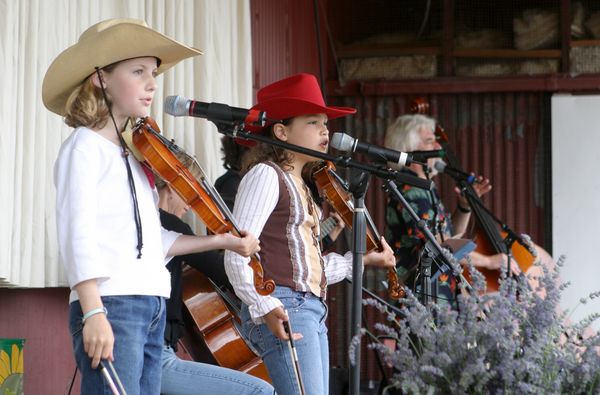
[337, 42, 441, 58]
[571, 39, 600, 47]
[331, 1, 586, 75]
[327, 74, 600, 95]
[338, 46, 563, 59]
[453, 48, 562, 59]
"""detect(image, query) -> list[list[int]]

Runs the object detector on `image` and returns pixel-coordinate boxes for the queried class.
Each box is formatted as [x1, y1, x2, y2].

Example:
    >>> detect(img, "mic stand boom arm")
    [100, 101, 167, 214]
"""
[214, 124, 433, 191]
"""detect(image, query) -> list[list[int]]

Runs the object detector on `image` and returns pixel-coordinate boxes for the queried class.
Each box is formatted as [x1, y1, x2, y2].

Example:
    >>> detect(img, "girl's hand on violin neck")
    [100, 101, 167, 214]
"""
[263, 307, 303, 341]
[82, 314, 114, 369]
[224, 230, 260, 257]
[328, 212, 346, 241]
[363, 237, 396, 268]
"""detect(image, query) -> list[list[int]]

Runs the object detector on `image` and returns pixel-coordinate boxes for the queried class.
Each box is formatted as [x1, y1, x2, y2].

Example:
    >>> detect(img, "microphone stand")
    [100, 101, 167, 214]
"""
[383, 179, 472, 304]
[347, 167, 369, 395]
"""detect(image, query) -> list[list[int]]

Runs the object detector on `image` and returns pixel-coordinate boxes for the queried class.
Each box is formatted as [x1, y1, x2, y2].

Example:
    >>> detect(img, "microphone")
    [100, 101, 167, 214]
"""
[433, 160, 478, 184]
[331, 132, 414, 167]
[330, 132, 445, 167]
[164, 95, 267, 126]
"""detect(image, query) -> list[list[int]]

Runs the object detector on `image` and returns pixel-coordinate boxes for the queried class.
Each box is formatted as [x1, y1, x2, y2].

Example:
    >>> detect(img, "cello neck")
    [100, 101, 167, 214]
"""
[440, 141, 506, 254]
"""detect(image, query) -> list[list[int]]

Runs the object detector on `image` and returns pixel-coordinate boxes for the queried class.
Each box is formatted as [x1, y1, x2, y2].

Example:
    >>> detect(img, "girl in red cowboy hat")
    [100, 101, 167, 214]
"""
[43, 18, 261, 394]
[224, 73, 396, 395]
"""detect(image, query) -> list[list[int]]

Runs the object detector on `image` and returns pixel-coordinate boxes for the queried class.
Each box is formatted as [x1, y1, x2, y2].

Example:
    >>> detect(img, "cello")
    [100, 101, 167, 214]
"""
[310, 161, 405, 300]
[128, 116, 273, 381]
[409, 99, 536, 292]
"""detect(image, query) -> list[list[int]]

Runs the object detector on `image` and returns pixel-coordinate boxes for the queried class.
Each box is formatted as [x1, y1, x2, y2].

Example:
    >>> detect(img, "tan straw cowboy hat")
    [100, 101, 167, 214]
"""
[42, 18, 202, 116]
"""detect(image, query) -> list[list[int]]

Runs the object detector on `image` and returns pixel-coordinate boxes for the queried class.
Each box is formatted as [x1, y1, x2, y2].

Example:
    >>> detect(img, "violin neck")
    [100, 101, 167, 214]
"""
[319, 217, 338, 240]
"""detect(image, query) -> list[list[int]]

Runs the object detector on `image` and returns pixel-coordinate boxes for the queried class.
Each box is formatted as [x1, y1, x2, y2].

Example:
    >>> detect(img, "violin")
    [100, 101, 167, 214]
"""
[409, 99, 535, 292]
[310, 161, 405, 300]
[130, 117, 275, 296]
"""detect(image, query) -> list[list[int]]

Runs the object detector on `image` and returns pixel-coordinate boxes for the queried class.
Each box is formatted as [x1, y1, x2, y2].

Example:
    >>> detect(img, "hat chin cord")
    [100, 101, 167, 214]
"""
[95, 67, 144, 259]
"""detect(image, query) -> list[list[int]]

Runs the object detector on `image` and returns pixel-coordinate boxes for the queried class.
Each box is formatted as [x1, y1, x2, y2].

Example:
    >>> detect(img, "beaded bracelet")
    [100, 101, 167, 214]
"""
[82, 306, 108, 324]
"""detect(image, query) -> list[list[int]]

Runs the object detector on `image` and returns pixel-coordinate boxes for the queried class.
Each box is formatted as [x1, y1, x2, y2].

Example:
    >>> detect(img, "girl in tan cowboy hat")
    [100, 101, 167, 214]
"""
[43, 18, 261, 394]
[224, 73, 396, 395]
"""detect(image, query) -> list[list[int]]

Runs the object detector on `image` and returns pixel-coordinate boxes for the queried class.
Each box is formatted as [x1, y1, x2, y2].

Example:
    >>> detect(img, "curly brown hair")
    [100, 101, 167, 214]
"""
[241, 120, 295, 174]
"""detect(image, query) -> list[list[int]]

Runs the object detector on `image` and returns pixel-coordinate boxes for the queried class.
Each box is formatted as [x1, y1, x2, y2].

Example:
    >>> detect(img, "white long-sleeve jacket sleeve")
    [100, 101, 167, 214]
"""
[224, 164, 283, 323]
[323, 251, 355, 284]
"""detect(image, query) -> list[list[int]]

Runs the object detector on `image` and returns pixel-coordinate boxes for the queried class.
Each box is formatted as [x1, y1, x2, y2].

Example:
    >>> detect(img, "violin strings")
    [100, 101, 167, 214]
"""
[167, 145, 244, 238]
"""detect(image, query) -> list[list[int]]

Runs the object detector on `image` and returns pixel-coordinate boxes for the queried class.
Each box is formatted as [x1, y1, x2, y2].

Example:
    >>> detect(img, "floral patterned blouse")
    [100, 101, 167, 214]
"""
[385, 169, 457, 306]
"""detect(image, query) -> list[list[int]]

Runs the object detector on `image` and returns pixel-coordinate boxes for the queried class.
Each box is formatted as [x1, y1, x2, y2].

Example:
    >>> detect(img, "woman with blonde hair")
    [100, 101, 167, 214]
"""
[384, 114, 519, 305]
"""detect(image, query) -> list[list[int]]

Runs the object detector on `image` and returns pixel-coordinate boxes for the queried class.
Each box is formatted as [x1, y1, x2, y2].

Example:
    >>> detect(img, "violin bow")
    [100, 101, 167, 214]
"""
[99, 360, 127, 395]
[282, 312, 306, 395]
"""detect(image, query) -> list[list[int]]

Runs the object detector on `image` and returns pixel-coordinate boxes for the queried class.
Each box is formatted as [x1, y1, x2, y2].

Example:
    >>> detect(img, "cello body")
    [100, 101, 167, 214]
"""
[180, 268, 271, 382]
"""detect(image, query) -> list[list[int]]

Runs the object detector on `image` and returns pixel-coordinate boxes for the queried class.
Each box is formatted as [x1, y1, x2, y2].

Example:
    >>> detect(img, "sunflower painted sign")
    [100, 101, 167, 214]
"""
[0, 339, 24, 395]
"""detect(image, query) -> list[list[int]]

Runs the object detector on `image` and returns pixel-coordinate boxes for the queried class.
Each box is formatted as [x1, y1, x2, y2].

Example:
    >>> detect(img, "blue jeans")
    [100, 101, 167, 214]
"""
[241, 287, 329, 395]
[69, 295, 166, 395]
[160, 345, 274, 394]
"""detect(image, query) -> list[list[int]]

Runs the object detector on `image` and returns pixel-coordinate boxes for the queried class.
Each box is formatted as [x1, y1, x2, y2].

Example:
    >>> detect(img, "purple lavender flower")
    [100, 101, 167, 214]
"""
[358, 259, 600, 393]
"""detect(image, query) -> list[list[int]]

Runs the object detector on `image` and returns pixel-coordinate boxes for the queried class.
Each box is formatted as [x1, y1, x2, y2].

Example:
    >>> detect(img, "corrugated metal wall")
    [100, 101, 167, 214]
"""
[326, 91, 553, 382]
[250, 0, 325, 93]
[334, 92, 552, 249]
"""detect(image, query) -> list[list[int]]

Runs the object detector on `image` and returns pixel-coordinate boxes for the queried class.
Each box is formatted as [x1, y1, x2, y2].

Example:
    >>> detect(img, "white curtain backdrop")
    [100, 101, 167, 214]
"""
[0, 0, 253, 287]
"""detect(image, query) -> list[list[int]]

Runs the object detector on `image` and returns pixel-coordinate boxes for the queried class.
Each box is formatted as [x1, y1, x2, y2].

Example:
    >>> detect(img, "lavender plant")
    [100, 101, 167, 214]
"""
[357, 257, 600, 394]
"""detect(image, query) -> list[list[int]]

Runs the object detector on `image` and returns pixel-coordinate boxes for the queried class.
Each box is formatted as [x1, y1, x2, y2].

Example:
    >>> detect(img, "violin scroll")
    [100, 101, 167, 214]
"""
[408, 97, 449, 144]
[249, 258, 276, 296]
[387, 270, 405, 300]
[408, 97, 429, 115]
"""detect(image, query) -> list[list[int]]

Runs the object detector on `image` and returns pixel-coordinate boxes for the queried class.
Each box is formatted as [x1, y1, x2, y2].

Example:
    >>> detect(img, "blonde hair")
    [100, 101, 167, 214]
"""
[63, 64, 118, 129]
[384, 114, 436, 152]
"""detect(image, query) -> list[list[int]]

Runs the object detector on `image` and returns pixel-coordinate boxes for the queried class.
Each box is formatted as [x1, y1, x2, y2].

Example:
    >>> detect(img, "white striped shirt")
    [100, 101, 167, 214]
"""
[224, 163, 354, 323]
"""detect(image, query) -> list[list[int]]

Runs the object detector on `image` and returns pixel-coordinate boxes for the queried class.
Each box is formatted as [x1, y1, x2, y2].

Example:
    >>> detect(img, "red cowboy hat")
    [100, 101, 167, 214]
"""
[237, 73, 356, 147]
